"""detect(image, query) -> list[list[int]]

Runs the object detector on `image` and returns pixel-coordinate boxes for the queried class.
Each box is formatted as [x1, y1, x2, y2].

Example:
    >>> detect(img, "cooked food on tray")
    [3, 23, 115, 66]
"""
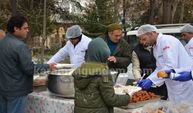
[131, 90, 158, 103]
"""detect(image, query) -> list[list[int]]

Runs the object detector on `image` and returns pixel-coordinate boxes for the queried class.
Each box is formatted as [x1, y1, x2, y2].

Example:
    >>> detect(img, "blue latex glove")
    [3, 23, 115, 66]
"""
[164, 69, 175, 78]
[137, 80, 143, 87]
[173, 71, 192, 82]
[165, 69, 173, 75]
[137, 79, 153, 90]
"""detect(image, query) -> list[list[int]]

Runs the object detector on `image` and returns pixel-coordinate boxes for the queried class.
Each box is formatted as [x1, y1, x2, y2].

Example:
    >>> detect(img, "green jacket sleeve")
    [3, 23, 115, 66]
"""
[99, 76, 130, 107]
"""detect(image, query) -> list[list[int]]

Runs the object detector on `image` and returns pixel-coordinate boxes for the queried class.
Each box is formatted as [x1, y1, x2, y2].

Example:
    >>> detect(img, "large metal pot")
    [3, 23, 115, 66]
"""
[47, 69, 75, 97]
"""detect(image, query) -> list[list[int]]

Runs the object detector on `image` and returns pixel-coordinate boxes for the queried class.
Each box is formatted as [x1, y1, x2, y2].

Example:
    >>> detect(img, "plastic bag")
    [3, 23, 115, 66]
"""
[127, 63, 135, 79]
[116, 73, 129, 85]
[142, 101, 193, 113]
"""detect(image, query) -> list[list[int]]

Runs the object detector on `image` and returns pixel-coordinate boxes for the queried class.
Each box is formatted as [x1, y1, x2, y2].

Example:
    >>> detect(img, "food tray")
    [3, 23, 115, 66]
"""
[122, 96, 161, 109]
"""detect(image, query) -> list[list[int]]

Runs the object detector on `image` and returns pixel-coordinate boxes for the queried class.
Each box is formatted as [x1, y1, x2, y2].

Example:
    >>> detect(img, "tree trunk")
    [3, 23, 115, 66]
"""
[162, 0, 172, 23]
[113, 0, 119, 21]
[148, 0, 158, 24]
[40, 0, 47, 63]
[30, 0, 34, 9]
[171, 0, 179, 23]
[122, 0, 127, 40]
[162, 0, 179, 24]
[157, 1, 163, 23]
[10, 0, 17, 16]
[178, 0, 184, 23]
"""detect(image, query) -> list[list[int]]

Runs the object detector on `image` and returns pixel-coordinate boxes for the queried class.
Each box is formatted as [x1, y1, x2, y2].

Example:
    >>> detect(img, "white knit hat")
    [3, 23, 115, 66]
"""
[180, 24, 193, 33]
[137, 24, 158, 36]
[66, 25, 82, 39]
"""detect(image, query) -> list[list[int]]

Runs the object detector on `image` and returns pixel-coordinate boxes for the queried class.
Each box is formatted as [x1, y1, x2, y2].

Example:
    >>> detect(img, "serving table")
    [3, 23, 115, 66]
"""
[25, 91, 142, 113]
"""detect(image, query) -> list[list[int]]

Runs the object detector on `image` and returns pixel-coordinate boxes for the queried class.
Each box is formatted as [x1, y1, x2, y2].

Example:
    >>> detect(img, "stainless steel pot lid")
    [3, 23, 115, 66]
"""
[55, 63, 73, 69]
[49, 69, 75, 76]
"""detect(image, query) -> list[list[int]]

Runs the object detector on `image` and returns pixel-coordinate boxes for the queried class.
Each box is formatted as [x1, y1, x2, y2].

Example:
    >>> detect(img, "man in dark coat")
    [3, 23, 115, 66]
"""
[0, 15, 55, 113]
[101, 23, 132, 73]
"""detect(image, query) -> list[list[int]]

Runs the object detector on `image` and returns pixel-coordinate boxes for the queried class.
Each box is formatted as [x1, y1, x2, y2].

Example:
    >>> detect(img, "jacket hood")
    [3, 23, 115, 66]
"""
[72, 62, 109, 89]
[86, 38, 110, 63]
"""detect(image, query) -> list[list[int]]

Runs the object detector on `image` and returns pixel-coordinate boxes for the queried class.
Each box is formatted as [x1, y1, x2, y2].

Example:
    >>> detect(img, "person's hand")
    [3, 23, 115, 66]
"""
[137, 79, 152, 90]
[163, 69, 175, 78]
[164, 69, 173, 75]
[173, 71, 192, 82]
[48, 63, 56, 71]
[108, 56, 117, 63]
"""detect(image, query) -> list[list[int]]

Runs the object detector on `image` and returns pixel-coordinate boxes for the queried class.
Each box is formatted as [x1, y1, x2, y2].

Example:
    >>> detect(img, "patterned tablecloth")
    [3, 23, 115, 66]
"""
[25, 91, 142, 113]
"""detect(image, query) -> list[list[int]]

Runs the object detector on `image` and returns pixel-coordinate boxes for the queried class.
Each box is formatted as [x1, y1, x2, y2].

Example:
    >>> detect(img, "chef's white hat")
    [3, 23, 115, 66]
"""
[180, 24, 193, 33]
[66, 25, 82, 39]
[137, 24, 158, 37]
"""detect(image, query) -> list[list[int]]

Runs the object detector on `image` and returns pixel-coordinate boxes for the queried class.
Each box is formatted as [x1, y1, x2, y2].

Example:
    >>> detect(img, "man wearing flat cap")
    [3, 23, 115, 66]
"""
[47, 25, 92, 69]
[101, 23, 132, 74]
[180, 24, 193, 59]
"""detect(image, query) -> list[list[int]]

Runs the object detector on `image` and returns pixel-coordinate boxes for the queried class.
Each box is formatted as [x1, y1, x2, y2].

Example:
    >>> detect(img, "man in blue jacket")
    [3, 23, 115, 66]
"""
[0, 15, 55, 113]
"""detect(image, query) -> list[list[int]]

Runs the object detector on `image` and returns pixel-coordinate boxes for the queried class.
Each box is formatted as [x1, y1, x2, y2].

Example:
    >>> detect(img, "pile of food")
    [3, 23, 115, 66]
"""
[114, 85, 142, 95]
[131, 90, 158, 103]
[114, 85, 161, 109]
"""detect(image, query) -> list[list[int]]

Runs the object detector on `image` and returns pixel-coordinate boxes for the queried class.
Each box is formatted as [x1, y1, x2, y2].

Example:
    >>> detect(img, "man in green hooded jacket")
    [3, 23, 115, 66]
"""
[72, 38, 130, 113]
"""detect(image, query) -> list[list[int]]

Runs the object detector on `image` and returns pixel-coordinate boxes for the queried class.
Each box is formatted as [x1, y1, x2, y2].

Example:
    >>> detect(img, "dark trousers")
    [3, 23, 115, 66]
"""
[147, 83, 168, 100]
[0, 95, 27, 113]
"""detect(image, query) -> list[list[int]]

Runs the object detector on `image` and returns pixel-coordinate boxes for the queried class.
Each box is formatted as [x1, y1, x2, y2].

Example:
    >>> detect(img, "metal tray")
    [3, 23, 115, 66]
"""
[122, 97, 161, 109]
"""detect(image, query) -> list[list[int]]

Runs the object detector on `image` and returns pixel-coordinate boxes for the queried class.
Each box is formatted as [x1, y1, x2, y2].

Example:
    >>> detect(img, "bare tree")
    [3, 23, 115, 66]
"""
[148, 0, 159, 24]
[161, 0, 180, 23]
[178, 0, 185, 22]
[113, 0, 120, 21]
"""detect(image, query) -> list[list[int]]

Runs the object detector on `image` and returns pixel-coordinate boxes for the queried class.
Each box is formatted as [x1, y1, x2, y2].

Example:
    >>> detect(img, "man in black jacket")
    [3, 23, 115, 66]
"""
[0, 15, 55, 113]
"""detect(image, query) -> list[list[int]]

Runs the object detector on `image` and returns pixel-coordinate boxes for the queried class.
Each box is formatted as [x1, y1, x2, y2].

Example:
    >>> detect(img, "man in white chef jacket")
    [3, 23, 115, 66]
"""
[47, 25, 92, 69]
[180, 24, 193, 59]
[163, 24, 193, 82]
[136, 24, 193, 103]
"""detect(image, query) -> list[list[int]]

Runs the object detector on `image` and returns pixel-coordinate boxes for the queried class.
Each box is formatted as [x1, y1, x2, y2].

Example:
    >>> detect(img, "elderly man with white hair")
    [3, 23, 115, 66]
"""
[47, 25, 92, 69]
[136, 24, 193, 103]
